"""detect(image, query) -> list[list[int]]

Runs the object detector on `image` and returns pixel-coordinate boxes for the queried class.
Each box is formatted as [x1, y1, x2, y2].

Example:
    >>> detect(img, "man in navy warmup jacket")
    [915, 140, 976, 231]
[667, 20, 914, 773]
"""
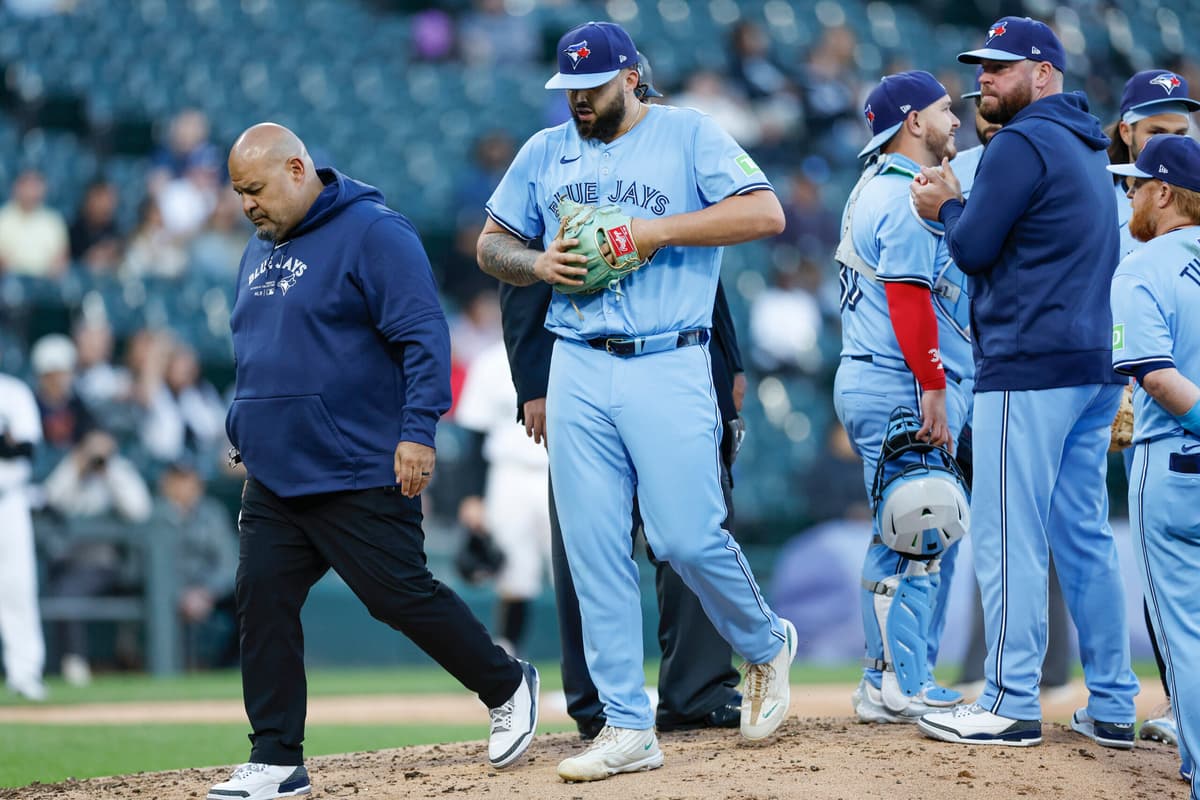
[207, 124, 538, 800]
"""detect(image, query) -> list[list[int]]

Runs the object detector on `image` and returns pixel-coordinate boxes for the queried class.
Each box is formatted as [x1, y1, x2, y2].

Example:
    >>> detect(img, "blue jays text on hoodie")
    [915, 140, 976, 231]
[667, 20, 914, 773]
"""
[937, 92, 1124, 392]
[226, 168, 451, 498]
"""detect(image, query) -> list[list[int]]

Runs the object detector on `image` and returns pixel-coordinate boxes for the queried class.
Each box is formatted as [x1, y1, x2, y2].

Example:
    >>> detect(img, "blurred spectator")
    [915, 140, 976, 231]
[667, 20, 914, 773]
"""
[187, 188, 250, 282]
[802, 423, 870, 524]
[41, 429, 152, 685]
[453, 130, 517, 218]
[120, 199, 188, 281]
[449, 285, 501, 368]
[749, 260, 825, 374]
[0, 169, 69, 279]
[68, 178, 123, 274]
[0, 370, 47, 701]
[72, 318, 139, 438]
[157, 150, 222, 238]
[124, 328, 174, 409]
[150, 109, 219, 185]
[410, 8, 456, 62]
[778, 173, 839, 255]
[728, 21, 803, 145]
[440, 216, 494, 306]
[31, 334, 93, 462]
[153, 461, 239, 669]
[799, 26, 863, 159]
[457, 0, 539, 66]
[673, 69, 763, 147]
[140, 343, 226, 469]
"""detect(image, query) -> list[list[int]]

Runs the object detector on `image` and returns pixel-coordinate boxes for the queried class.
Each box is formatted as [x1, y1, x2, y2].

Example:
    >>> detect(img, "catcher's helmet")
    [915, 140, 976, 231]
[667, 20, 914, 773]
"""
[870, 407, 969, 560]
[635, 50, 663, 100]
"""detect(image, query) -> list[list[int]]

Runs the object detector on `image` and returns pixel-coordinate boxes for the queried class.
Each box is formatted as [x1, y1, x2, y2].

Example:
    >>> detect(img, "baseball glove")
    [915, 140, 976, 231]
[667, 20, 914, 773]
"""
[553, 199, 646, 295]
[1109, 381, 1135, 452]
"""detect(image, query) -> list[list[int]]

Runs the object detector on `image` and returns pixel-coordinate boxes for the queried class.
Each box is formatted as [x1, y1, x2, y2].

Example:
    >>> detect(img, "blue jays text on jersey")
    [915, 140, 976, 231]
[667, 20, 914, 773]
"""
[486, 103, 771, 340]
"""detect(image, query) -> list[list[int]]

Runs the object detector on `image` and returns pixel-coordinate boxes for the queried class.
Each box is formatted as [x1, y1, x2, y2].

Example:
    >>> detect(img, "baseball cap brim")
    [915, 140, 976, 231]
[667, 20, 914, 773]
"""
[858, 121, 904, 159]
[958, 48, 1026, 64]
[1127, 97, 1200, 115]
[961, 90, 981, 99]
[1106, 163, 1153, 179]
[545, 69, 621, 90]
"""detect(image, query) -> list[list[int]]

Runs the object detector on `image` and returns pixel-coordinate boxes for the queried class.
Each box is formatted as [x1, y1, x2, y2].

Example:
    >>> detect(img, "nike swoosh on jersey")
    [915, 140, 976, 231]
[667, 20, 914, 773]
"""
[560, 155, 581, 164]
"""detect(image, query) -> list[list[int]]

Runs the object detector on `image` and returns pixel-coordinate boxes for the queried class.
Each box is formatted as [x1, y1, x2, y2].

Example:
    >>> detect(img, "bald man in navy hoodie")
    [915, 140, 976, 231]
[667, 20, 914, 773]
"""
[910, 18, 1138, 749]
[207, 124, 538, 800]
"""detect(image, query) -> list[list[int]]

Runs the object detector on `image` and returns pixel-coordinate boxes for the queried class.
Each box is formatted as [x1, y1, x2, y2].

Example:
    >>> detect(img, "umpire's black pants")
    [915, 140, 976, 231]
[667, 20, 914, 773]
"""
[549, 460, 741, 733]
[237, 478, 521, 765]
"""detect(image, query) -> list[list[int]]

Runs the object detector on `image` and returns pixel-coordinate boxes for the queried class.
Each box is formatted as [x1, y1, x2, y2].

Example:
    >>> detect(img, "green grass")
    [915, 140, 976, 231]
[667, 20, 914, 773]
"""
[0, 721, 573, 788]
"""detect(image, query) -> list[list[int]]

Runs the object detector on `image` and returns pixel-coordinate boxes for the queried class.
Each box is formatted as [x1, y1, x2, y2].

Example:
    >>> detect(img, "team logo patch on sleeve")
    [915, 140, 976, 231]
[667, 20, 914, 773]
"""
[736, 153, 762, 176]
[1112, 323, 1125, 351]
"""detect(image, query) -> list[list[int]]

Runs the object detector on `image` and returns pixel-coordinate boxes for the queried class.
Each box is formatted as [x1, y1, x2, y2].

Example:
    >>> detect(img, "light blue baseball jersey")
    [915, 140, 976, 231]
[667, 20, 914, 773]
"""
[951, 144, 984, 199]
[485, 105, 771, 341]
[1115, 181, 1139, 261]
[838, 153, 974, 381]
[1111, 226, 1200, 443]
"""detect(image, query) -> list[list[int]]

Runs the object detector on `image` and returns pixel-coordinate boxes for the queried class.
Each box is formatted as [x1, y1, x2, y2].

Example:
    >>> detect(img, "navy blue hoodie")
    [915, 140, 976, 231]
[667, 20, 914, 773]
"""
[226, 169, 451, 497]
[938, 92, 1123, 391]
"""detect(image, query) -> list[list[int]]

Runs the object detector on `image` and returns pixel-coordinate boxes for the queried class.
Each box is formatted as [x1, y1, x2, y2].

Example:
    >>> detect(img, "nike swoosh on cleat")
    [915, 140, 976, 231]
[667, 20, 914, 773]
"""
[560, 155, 581, 164]
[644, 742, 653, 750]
[762, 704, 779, 719]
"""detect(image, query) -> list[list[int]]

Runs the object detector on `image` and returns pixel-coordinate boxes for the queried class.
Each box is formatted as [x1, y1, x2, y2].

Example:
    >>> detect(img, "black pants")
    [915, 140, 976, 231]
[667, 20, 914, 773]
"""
[549, 462, 741, 733]
[237, 478, 520, 765]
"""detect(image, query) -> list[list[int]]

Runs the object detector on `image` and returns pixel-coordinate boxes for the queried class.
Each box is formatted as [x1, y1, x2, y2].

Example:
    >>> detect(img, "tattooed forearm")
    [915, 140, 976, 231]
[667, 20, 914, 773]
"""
[477, 232, 539, 286]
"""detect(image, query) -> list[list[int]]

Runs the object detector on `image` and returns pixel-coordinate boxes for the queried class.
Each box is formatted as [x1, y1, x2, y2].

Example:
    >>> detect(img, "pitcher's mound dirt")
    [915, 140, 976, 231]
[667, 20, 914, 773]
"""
[3, 718, 1184, 800]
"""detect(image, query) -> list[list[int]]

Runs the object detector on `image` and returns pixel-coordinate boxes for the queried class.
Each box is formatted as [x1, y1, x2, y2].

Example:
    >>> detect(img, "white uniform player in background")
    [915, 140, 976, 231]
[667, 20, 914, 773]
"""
[455, 339, 552, 656]
[0, 371, 47, 701]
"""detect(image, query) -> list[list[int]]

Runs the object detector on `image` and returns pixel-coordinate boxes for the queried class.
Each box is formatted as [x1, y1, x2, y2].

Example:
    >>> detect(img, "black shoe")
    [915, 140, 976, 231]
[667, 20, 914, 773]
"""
[657, 699, 742, 733]
[577, 716, 606, 741]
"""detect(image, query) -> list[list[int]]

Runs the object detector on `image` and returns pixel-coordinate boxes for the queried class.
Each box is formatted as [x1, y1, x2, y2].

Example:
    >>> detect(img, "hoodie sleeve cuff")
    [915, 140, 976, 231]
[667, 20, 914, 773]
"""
[400, 408, 439, 449]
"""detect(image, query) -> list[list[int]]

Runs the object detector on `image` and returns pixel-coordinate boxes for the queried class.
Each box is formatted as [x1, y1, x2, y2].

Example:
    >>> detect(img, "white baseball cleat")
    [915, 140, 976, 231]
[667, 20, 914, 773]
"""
[851, 678, 946, 723]
[487, 659, 539, 768]
[557, 725, 663, 782]
[1140, 703, 1178, 746]
[207, 763, 310, 800]
[918, 703, 1042, 746]
[740, 618, 797, 740]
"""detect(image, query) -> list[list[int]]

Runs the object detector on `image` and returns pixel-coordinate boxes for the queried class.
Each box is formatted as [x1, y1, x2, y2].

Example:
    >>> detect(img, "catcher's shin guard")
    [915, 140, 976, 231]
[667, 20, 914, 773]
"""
[864, 564, 935, 712]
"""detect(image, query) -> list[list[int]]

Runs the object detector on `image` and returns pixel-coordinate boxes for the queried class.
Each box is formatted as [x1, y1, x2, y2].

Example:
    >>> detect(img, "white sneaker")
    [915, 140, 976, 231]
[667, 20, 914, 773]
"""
[740, 618, 797, 740]
[918, 703, 1042, 746]
[557, 725, 663, 782]
[61, 654, 91, 687]
[207, 763, 310, 800]
[7, 677, 47, 702]
[852, 678, 938, 723]
[488, 660, 539, 768]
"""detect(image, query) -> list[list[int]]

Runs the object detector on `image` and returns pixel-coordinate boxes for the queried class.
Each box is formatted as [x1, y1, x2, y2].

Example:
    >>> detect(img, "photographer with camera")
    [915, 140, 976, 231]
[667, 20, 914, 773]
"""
[41, 429, 151, 685]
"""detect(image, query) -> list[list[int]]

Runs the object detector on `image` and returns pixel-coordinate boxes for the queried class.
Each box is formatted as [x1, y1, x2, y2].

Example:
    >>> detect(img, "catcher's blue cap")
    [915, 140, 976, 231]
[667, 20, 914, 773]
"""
[545, 21, 638, 91]
[961, 66, 983, 100]
[859, 71, 949, 159]
[1107, 134, 1200, 193]
[1119, 70, 1200, 122]
[958, 16, 1065, 73]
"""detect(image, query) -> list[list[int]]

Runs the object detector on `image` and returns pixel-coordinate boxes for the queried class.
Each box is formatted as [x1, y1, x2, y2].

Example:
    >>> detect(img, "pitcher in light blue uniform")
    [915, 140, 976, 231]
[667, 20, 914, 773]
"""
[1109, 134, 1200, 797]
[477, 21, 795, 783]
[834, 71, 974, 723]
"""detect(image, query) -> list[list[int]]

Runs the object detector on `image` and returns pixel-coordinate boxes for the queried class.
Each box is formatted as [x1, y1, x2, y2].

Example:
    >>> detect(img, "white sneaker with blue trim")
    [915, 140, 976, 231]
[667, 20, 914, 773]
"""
[207, 763, 310, 800]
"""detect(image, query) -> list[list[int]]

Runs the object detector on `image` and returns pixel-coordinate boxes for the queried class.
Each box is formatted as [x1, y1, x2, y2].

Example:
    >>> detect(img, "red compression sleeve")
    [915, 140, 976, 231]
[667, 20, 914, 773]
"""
[884, 282, 946, 391]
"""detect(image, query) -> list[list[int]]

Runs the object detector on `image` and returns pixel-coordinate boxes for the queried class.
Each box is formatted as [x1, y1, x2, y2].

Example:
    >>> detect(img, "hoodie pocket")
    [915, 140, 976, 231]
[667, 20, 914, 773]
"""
[227, 394, 355, 492]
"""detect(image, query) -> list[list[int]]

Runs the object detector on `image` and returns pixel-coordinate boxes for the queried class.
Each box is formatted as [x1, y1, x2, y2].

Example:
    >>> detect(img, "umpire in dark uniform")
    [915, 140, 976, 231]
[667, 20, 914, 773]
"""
[208, 123, 538, 800]
[499, 272, 745, 736]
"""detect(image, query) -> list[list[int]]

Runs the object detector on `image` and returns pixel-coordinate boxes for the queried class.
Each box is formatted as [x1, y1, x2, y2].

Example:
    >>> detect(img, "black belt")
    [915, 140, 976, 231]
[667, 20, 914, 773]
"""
[587, 328, 709, 357]
[850, 354, 963, 385]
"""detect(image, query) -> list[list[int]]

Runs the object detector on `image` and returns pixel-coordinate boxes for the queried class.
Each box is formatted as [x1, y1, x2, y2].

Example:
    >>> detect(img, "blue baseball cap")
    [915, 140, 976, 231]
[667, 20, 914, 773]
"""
[1107, 134, 1200, 193]
[1119, 70, 1200, 122]
[958, 16, 1066, 73]
[858, 71, 950, 159]
[961, 67, 983, 100]
[545, 21, 638, 91]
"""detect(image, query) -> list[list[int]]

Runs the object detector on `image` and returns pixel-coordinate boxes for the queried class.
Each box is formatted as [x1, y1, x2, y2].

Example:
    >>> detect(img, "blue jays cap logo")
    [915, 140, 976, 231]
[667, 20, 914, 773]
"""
[563, 40, 592, 70]
[864, 105, 875, 125]
[987, 21, 1007, 39]
[1150, 73, 1182, 95]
